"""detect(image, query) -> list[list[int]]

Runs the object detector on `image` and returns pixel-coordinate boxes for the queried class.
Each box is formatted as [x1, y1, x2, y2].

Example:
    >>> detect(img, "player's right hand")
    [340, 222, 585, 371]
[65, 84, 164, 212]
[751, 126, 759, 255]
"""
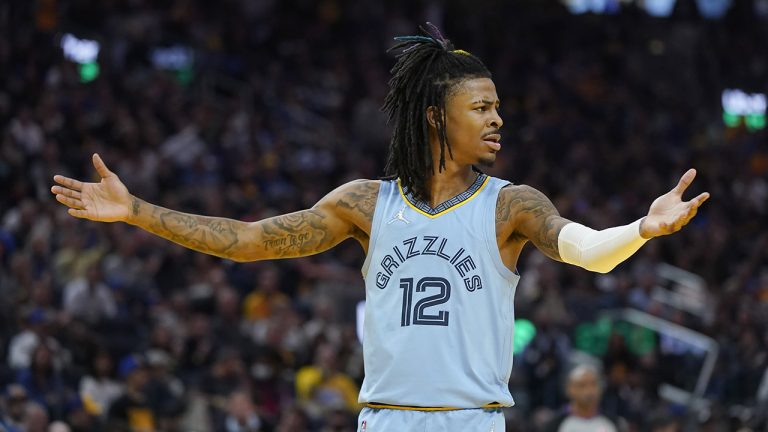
[51, 153, 133, 222]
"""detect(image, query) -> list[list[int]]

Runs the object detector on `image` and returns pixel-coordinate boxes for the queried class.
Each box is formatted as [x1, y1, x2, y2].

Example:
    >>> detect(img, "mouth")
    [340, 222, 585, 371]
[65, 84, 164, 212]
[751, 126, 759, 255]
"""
[482, 133, 502, 151]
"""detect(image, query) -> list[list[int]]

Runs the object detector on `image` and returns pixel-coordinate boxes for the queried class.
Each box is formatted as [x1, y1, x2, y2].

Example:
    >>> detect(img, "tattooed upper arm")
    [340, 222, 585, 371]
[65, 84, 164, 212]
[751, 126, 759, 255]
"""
[500, 185, 572, 262]
[238, 180, 379, 261]
[333, 179, 379, 240]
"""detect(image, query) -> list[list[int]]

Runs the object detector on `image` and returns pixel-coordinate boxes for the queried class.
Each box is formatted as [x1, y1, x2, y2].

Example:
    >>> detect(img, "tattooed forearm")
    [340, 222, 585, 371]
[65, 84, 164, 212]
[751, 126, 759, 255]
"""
[129, 198, 243, 259]
[152, 211, 240, 256]
[503, 185, 570, 261]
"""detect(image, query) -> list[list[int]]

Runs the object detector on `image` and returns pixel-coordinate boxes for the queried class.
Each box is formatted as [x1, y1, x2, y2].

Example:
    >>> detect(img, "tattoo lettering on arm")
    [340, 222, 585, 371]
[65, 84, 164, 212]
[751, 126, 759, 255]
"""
[504, 185, 570, 261]
[255, 181, 378, 258]
[259, 210, 335, 258]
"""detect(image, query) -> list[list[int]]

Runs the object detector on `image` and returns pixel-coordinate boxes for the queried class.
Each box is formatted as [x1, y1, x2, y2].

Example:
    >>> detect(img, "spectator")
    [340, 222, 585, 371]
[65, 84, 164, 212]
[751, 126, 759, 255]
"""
[62, 265, 116, 325]
[24, 403, 49, 432]
[15, 344, 72, 421]
[106, 356, 155, 432]
[295, 343, 360, 417]
[274, 406, 309, 432]
[545, 364, 626, 432]
[78, 350, 123, 418]
[47, 422, 70, 432]
[143, 349, 185, 431]
[242, 266, 289, 322]
[0, 385, 29, 432]
[221, 391, 262, 432]
[7, 310, 67, 371]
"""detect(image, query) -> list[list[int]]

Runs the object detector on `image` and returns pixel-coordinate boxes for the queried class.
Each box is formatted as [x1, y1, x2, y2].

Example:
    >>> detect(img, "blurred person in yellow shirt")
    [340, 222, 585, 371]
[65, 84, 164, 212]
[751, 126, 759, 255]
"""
[295, 343, 360, 415]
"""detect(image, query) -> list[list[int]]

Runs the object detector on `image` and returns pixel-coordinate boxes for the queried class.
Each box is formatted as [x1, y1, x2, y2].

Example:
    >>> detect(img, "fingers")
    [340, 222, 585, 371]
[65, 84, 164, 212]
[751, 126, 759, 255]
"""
[67, 208, 90, 219]
[683, 192, 709, 217]
[672, 168, 697, 196]
[674, 193, 709, 230]
[92, 153, 114, 179]
[691, 192, 710, 208]
[50, 185, 81, 200]
[53, 175, 84, 191]
[55, 193, 85, 210]
[55, 193, 94, 220]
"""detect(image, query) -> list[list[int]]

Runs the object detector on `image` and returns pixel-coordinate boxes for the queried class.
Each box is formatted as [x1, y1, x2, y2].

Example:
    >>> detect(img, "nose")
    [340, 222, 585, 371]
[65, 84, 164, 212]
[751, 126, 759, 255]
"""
[488, 110, 503, 129]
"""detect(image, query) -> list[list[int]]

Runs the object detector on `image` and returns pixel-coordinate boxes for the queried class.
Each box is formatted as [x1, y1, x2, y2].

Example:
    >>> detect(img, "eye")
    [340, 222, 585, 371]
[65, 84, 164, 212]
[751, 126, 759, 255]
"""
[474, 106, 487, 112]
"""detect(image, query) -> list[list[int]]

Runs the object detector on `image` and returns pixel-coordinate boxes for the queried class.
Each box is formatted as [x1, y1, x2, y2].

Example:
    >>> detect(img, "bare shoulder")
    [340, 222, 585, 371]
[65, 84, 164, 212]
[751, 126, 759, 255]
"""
[496, 184, 551, 224]
[320, 179, 381, 235]
[498, 184, 557, 218]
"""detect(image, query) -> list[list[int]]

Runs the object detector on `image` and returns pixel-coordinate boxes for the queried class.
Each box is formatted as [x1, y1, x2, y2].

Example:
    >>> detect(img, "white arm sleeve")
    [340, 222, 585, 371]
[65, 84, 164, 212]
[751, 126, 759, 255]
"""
[557, 219, 649, 273]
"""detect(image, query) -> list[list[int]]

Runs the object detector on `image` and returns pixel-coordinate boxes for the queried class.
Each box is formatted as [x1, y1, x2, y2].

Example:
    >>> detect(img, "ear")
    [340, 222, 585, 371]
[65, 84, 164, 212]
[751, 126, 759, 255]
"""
[425, 106, 439, 129]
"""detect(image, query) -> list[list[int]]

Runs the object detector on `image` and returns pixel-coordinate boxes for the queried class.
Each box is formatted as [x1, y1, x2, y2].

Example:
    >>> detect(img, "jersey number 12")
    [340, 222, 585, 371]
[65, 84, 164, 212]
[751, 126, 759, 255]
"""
[400, 277, 451, 327]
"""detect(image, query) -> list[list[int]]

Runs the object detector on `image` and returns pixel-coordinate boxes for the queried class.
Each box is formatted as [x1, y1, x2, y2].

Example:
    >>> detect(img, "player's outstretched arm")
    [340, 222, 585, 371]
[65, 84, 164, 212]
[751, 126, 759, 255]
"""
[502, 169, 710, 273]
[52, 154, 378, 262]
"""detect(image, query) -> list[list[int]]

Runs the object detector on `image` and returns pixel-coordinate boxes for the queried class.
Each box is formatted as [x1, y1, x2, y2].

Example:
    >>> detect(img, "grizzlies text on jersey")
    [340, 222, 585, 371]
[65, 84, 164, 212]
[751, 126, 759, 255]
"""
[359, 173, 520, 408]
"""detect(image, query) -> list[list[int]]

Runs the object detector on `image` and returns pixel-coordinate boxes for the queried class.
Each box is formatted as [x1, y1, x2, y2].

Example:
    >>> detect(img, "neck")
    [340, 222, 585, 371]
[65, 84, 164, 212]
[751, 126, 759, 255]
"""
[424, 163, 477, 208]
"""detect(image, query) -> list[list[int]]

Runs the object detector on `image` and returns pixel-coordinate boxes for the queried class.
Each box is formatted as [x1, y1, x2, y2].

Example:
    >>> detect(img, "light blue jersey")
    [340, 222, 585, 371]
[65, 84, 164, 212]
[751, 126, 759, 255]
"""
[360, 173, 520, 408]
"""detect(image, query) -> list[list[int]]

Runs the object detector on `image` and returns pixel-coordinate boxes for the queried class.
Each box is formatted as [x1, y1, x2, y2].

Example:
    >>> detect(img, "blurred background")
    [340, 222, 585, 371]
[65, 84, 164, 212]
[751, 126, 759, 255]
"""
[1, 0, 767, 431]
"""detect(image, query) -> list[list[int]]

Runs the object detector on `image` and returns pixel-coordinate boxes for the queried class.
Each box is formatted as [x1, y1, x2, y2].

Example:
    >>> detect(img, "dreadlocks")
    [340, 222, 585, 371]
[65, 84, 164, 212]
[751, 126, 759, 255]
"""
[382, 23, 491, 203]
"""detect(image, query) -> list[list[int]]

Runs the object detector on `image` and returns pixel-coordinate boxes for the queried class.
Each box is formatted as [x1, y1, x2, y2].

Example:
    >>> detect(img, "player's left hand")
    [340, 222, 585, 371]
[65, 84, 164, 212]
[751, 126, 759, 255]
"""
[639, 169, 710, 239]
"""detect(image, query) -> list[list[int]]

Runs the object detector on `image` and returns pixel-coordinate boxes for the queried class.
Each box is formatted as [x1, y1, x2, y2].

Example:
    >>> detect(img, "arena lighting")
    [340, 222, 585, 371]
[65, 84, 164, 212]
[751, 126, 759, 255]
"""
[562, 0, 736, 18]
[60, 33, 100, 82]
[695, 0, 732, 19]
[61, 33, 99, 64]
[512, 319, 536, 354]
[644, 0, 677, 17]
[150, 45, 194, 70]
[722, 89, 767, 131]
[78, 62, 100, 83]
[150, 45, 195, 85]
[561, 0, 621, 14]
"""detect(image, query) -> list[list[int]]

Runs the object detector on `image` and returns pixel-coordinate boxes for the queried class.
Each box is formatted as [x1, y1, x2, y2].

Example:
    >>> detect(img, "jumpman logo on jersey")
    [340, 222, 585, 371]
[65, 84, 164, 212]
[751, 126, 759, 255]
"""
[387, 205, 410, 225]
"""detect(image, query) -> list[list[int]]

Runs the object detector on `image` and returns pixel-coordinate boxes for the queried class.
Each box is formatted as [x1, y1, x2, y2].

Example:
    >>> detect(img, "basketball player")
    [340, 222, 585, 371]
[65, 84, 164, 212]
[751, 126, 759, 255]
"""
[51, 26, 709, 432]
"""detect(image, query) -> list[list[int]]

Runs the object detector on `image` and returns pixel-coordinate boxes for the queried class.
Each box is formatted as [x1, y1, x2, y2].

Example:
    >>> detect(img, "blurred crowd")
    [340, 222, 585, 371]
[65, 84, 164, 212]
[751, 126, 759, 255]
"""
[1, 0, 767, 431]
